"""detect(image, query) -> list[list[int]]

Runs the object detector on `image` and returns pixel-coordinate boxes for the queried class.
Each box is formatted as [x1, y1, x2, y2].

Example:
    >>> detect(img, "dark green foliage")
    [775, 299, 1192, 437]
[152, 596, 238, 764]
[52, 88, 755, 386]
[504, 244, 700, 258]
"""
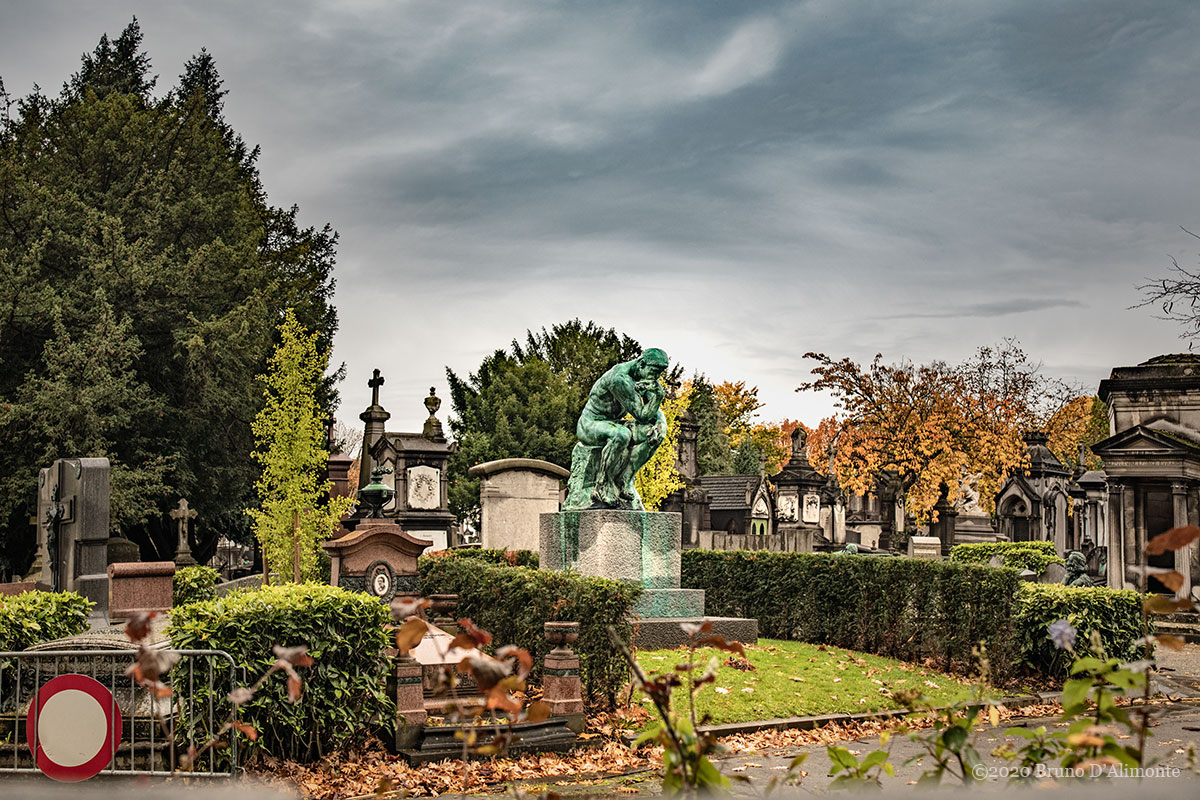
[445, 320, 640, 519]
[168, 584, 394, 762]
[950, 541, 1064, 573]
[688, 377, 733, 476]
[418, 555, 640, 704]
[0, 590, 92, 651]
[172, 565, 219, 606]
[426, 547, 539, 569]
[682, 550, 1021, 682]
[1013, 583, 1145, 678]
[0, 20, 341, 573]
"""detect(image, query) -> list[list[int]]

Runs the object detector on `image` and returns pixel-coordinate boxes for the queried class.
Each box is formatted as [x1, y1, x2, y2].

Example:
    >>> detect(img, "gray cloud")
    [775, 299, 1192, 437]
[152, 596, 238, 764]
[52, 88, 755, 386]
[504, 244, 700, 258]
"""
[2, 1, 1199, 429]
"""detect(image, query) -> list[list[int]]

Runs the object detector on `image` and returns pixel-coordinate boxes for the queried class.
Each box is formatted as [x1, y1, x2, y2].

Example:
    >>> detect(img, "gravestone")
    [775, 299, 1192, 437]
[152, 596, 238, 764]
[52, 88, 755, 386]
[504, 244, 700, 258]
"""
[30, 458, 110, 619]
[1041, 561, 1067, 584]
[907, 535, 943, 560]
[469, 458, 568, 551]
[322, 520, 432, 602]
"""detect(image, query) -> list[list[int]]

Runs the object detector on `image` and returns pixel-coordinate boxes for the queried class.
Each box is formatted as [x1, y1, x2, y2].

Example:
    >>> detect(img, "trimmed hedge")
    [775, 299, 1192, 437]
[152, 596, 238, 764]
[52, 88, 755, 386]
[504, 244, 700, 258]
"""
[418, 556, 639, 704]
[0, 590, 92, 651]
[950, 541, 1064, 573]
[173, 565, 219, 606]
[682, 550, 1022, 682]
[169, 583, 395, 762]
[425, 547, 540, 569]
[1014, 582, 1146, 677]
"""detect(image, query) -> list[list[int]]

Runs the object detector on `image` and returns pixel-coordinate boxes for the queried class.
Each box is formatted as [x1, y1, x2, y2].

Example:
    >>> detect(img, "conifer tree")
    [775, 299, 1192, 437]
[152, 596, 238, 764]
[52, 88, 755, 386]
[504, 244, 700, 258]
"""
[248, 310, 353, 582]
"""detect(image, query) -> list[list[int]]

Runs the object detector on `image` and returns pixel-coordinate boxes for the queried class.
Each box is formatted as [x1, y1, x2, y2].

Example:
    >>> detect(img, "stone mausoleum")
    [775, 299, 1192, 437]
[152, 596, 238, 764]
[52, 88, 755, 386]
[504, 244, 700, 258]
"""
[355, 371, 456, 550]
[1093, 355, 1200, 600]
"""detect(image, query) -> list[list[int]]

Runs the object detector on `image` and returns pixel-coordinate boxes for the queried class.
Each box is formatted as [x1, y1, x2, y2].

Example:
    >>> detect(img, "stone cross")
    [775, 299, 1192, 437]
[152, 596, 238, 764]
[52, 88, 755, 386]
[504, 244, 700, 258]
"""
[369, 369, 385, 406]
[170, 498, 198, 566]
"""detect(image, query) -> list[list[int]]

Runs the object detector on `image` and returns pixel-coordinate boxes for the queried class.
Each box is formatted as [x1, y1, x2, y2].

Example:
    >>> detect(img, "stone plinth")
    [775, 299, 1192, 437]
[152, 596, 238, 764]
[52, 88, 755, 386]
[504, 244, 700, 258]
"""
[540, 510, 703, 618]
[543, 622, 584, 732]
[394, 654, 427, 750]
[470, 458, 569, 552]
[907, 535, 943, 560]
[0, 582, 37, 597]
[540, 509, 681, 587]
[322, 520, 432, 603]
[107, 560, 174, 622]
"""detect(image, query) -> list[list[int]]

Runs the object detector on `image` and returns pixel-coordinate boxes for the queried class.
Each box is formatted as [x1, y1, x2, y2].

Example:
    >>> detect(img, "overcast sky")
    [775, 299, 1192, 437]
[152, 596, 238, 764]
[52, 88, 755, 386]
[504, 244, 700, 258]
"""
[3, 1, 1198, 432]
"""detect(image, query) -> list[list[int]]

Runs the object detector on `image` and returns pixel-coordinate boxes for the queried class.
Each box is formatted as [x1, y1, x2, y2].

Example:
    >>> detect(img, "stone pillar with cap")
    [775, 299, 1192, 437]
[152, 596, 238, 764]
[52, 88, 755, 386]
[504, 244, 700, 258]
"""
[542, 621, 585, 733]
[394, 652, 427, 749]
[359, 369, 391, 490]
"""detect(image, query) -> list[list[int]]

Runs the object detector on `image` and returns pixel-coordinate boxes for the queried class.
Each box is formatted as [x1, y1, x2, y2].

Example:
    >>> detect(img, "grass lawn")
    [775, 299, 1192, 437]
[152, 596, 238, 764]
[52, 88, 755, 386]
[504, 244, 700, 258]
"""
[632, 639, 978, 725]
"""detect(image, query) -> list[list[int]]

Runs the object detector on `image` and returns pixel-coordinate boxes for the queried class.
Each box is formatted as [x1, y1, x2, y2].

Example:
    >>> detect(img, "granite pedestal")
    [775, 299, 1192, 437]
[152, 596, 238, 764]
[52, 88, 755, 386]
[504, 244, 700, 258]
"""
[539, 509, 756, 648]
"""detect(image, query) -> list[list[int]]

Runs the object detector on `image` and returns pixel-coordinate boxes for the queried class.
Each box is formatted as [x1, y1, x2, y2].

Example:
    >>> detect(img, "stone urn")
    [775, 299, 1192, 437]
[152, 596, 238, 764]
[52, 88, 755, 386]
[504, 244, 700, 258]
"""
[544, 621, 580, 654]
[429, 593, 459, 631]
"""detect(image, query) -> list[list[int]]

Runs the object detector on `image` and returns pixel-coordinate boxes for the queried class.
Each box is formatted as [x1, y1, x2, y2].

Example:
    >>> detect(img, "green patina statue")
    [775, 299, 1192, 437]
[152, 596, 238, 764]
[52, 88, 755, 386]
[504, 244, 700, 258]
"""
[563, 348, 670, 510]
[1064, 549, 1097, 588]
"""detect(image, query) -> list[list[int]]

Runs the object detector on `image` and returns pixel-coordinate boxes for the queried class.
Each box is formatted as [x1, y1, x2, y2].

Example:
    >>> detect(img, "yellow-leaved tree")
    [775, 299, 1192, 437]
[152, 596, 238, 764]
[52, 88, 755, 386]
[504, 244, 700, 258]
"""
[248, 310, 355, 582]
[635, 384, 691, 511]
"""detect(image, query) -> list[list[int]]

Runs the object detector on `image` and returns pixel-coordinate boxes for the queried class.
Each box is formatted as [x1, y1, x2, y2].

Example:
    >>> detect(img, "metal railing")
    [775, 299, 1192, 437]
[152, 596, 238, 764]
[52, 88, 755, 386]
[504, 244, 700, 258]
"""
[0, 649, 242, 778]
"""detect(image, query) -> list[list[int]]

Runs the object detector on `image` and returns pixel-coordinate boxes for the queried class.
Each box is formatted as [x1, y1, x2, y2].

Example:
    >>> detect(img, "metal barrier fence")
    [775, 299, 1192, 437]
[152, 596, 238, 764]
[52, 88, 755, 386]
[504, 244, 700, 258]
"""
[0, 649, 242, 778]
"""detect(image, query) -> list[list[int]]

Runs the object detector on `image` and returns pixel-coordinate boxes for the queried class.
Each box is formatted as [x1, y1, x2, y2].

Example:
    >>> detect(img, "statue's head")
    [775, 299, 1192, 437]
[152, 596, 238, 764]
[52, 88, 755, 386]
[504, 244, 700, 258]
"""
[631, 348, 669, 381]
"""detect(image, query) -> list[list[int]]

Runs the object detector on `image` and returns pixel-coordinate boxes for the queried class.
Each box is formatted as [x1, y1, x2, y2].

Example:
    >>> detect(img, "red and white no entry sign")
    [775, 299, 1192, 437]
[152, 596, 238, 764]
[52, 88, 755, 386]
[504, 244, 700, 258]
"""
[26, 673, 122, 782]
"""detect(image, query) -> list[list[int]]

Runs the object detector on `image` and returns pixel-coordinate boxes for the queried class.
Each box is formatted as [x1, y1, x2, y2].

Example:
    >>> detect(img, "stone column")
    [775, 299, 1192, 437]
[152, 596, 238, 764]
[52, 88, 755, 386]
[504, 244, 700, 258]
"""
[1122, 483, 1138, 590]
[542, 622, 585, 733]
[1107, 481, 1125, 590]
[394, 654, 426, 749]
[1171, 482, 1192, 601]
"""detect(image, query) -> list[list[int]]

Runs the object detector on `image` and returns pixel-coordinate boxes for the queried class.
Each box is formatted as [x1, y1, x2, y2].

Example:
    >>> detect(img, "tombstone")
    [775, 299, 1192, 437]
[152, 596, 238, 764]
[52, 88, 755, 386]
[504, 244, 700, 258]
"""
[322, 520, 433, 603]
[1041, 561, 1067, 584]
[31, 458, 111, 618]
[907, 535, 943, 560]
[107, 561, 174, 623]
[469, 458, 568, 551]
[169, 498, 198, 566]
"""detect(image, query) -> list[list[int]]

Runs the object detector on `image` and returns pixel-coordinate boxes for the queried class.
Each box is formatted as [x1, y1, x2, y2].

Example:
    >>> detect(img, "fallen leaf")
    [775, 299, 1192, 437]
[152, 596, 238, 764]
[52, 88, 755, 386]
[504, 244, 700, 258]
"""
[1147, 526, 1200, 555]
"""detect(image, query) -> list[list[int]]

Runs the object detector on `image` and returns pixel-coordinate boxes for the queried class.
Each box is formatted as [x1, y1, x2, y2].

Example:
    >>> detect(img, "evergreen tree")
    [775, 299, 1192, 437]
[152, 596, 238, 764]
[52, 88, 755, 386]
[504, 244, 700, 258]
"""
[688, 377, 734, 476]
[0, 21, 340, 573]
[445, 321, 642, 521]
[248, 310, 353, 582]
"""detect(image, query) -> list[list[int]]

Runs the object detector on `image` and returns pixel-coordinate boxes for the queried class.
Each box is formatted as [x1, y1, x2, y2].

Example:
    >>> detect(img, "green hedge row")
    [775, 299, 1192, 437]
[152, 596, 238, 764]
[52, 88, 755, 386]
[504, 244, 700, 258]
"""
[0, 590, 92, 651]
[418, 556, 639, 704]
[173, 565, 220, 606]
[950, 541, 1064, 573]
[426, 547, 540, 569]
[169, 583, 395, 762]
[1015, 582, 1146, 677]
[682, 550, 1149, 682]
[682, 550, 1022, 682]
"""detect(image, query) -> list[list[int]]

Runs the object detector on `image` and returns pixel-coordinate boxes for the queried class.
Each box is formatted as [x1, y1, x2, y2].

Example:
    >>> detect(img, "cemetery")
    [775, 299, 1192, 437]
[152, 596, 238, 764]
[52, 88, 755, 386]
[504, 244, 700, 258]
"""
[3, 11, 1200, 798]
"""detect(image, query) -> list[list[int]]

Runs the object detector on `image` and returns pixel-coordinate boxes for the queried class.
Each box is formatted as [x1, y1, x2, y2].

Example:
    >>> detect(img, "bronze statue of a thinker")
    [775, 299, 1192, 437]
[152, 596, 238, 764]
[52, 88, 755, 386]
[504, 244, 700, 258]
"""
[564, 348, 669, 510]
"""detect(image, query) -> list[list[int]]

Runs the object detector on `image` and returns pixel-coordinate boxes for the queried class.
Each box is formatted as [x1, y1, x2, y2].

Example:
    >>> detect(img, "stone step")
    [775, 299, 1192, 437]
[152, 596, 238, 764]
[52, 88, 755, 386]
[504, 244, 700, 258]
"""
[1154, 621, 1200, 644]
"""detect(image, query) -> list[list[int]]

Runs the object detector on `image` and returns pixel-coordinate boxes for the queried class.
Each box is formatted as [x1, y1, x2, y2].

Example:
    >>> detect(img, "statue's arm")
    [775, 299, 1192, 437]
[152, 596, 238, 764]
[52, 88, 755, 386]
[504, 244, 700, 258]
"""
[610, 375, 662, 424]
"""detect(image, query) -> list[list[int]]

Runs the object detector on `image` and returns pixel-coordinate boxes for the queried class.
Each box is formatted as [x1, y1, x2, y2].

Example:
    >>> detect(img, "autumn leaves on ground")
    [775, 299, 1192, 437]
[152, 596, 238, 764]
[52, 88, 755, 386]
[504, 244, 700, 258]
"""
[256, 641, 988, 798]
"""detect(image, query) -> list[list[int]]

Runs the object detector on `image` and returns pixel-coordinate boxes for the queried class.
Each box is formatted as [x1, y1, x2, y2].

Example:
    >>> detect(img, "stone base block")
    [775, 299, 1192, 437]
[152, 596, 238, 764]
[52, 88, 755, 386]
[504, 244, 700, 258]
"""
[632, 616, 758, 650]
[106, 561, 173, 623]
[540, 510, 682, 588]
[633, 588, 705, 619]
[398, 719, 579, 764]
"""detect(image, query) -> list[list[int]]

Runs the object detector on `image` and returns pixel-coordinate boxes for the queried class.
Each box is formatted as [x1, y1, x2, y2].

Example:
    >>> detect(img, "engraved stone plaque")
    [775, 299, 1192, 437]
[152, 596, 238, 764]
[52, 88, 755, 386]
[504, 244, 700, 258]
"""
[407, 465, 441, 510]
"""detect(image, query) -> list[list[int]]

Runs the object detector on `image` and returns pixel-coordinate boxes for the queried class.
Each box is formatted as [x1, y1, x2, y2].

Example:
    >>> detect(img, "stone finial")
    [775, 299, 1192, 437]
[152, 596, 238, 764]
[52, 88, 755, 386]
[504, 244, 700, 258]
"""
[423, 387, 445, 441]
[369, 369, 385, 406]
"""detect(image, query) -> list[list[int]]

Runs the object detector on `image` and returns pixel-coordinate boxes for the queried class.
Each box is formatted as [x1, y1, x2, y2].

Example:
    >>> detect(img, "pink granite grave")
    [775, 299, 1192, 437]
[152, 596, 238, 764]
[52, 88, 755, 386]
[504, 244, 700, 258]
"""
[107, 560, 174, 622]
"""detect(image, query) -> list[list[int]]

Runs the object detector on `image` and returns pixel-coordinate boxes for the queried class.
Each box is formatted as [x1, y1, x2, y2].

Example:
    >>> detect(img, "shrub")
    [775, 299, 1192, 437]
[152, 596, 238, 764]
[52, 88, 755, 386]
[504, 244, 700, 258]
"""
[418, 556, 639, 704]
[168, 583, 395, 762]
[950, 541, 1064, 573]
[682, 550, 1022, 683]
[424, 547, 539, 569]
[1014, 582, 1146, 677]
[173, 565, 219, 606]
[0, 590, 92, 651]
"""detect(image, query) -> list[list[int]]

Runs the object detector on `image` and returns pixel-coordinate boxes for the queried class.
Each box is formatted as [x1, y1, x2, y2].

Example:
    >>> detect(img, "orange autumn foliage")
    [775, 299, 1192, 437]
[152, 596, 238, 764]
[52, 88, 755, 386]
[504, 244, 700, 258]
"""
[799, 342, 1095, 522]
